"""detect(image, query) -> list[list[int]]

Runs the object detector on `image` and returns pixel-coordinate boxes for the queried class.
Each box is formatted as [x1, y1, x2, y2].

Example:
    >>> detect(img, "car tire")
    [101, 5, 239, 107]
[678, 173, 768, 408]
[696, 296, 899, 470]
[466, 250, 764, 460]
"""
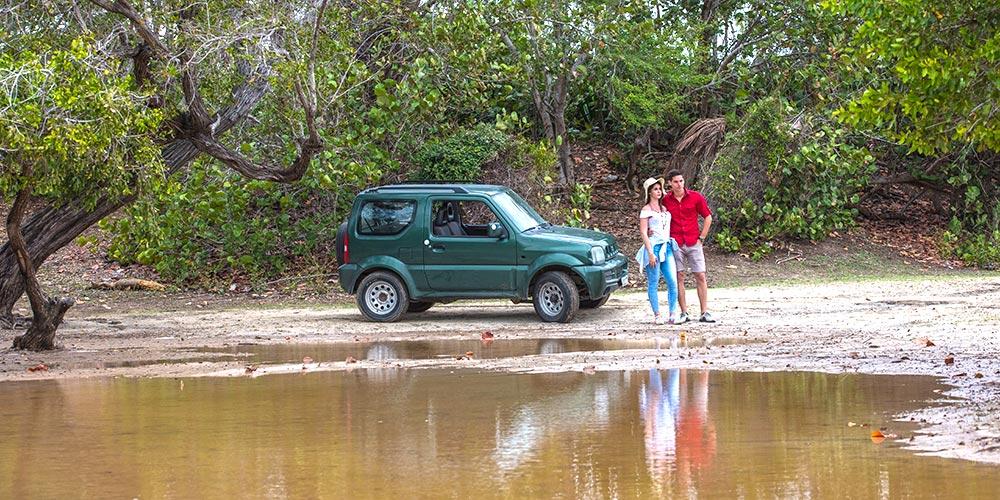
[532, 271, 579, 323]
[580, 294, 610, 309]
[407, 301, 434, 313]
[357, 271, 409, 322]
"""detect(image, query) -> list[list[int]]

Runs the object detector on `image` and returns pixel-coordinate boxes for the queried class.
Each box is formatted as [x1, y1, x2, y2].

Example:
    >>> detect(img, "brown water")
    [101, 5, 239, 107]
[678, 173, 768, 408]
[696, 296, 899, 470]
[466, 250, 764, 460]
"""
[1, 370, 996, 498]
[98, 336, 752, 369]
[199, 336, 750, 363]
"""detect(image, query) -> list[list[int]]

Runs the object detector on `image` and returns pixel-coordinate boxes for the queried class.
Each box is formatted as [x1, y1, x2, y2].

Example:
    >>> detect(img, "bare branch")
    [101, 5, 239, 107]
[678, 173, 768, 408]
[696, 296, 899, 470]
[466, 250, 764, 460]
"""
[87, 0, 170, 57]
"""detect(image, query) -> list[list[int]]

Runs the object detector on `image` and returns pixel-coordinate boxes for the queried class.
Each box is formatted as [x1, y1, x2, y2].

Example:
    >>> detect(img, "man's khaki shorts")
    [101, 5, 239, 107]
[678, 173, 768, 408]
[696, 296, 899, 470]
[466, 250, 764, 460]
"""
[674, 242, 707, 273]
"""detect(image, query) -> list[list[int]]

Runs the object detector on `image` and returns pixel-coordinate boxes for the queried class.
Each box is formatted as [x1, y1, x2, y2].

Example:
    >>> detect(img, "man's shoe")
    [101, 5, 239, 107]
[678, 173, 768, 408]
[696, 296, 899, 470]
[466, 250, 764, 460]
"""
[677, 312, 690, 324]
[699, 312, 716, 323]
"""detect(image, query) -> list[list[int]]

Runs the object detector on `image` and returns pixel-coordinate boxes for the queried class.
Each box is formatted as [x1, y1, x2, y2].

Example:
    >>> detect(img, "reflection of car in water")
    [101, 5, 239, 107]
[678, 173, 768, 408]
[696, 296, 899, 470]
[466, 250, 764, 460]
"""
[537, 339, 566, 355]
[365, 343, 397, 361]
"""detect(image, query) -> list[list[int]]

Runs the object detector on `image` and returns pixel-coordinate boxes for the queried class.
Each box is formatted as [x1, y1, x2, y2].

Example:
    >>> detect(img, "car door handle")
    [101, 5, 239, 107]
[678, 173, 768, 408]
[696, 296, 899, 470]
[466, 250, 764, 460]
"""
[430, 244, 446, 252]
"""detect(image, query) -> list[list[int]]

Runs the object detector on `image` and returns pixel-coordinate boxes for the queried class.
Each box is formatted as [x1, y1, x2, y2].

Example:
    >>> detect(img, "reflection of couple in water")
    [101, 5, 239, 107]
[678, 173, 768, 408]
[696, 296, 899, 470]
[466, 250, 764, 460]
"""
[640, 369, 717, 490]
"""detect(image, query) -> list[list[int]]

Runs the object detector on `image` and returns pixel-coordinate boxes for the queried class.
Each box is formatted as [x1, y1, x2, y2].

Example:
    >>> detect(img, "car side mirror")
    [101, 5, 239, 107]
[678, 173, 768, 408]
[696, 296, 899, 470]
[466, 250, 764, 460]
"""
[488, 221, 508, 239]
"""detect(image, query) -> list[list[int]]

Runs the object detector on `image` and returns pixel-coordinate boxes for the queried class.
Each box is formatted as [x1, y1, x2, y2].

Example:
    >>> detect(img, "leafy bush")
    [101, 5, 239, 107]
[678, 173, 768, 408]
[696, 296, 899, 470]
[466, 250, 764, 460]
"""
[104, 162, 356, 287]
[414, 123, 509, 181]
[564, 183, 593, 228]
[706, 98, 874, 258]
[937, 155, 1000, 268]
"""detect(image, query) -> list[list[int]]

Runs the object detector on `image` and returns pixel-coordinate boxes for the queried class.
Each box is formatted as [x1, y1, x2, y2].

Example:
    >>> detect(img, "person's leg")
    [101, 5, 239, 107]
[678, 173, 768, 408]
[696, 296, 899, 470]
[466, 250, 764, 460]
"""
[674, 246, 689, 316]
[694, 272, 709, 314]
[645, 252, 661, 319]
[661, 248, 679, 319]
[687, 244, 709, 316]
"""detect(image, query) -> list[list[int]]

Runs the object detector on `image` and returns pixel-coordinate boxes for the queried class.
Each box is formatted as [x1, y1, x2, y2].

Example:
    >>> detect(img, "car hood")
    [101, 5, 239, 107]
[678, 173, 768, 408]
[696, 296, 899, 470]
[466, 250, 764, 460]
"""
[524, 225, 617, 249]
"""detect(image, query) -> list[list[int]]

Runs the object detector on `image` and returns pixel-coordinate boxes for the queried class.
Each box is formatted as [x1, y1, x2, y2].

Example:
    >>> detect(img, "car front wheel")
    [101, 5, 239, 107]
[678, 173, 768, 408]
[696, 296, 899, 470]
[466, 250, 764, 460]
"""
[532, 271, 579, 323]
[357, 271, 409, 322]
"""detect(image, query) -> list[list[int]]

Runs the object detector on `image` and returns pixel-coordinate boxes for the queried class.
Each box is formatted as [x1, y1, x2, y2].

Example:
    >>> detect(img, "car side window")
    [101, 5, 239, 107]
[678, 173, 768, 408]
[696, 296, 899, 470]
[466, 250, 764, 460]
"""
[358, 200, 416, 235]
[431, 199, 501, 237]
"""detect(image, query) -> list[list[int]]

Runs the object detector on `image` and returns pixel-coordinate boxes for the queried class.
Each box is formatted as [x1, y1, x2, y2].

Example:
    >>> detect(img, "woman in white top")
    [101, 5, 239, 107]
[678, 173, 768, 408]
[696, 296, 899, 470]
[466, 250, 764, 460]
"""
[637, 177, 680, 324]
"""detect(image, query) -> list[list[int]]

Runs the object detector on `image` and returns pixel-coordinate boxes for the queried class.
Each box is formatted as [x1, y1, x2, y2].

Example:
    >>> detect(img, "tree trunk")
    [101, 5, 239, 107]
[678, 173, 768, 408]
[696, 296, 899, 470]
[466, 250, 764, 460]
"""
[0, 72, 269, 328]
[551, 76, 575, 187]
[5, 163, 76, 350]
[627, 127, 653, 195]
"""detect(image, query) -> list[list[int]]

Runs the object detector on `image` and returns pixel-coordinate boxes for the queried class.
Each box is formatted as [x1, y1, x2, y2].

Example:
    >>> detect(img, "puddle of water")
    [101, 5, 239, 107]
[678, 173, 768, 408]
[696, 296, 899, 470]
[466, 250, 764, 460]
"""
[1, 370, 995, 498]
[194, 336, 750, 365]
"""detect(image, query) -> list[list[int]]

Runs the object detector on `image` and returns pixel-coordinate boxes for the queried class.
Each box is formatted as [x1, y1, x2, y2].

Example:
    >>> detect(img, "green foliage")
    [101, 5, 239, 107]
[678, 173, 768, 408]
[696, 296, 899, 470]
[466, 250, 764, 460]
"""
[104, 162, 350, 285]
[708, 98, 874, 257]
[936, 154, 1000, 267]
[564, 183, 593, 228]
[0, 37, 162, 205]
[414, 124, 509, 182]
[826, 0, 1000, 154]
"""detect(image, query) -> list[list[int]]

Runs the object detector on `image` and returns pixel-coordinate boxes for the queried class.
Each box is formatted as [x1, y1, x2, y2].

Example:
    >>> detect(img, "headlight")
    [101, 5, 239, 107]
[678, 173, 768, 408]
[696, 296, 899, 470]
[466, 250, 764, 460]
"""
[589, 246, 606, 265]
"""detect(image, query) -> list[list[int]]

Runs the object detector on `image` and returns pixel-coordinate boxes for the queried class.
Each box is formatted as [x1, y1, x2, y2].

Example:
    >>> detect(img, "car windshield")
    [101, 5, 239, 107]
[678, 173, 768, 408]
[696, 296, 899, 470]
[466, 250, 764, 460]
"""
[492, 190, 548, 232]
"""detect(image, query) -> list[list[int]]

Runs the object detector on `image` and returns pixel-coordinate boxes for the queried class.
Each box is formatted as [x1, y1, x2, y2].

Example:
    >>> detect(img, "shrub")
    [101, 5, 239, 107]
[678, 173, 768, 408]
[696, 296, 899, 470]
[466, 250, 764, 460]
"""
[104, 161, 357, 287]
[414, 123, 509, 182]
[705, 98, 874, 258]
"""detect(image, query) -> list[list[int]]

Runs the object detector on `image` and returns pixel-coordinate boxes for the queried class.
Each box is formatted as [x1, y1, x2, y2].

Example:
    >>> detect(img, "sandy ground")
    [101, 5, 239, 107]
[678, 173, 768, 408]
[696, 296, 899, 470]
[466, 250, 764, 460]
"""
[2, 275, 999, 464]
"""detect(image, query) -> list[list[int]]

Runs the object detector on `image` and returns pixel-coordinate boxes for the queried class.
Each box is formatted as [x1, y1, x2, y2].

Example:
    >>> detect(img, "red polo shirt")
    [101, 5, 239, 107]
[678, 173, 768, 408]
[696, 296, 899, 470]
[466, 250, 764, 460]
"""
[663, 189, 711, 246]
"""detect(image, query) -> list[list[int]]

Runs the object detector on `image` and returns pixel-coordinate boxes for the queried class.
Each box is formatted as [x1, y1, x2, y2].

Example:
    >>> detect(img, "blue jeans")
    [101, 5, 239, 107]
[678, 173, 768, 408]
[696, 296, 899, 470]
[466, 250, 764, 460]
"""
[645, 242, 679, 317]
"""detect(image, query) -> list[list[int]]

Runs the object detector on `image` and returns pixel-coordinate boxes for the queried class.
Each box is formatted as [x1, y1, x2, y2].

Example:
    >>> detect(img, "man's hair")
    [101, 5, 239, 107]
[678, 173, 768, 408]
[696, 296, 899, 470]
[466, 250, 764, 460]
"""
[666, 169, 683, 181]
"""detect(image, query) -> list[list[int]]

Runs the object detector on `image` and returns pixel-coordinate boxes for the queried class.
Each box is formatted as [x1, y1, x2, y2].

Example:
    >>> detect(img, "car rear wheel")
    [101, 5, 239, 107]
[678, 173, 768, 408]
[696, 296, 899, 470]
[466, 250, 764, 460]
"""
[532, 271, 579, 323]
[407, 301, 434, 313]
[357, 271, 408, 322]
[580, 294, 610, 309]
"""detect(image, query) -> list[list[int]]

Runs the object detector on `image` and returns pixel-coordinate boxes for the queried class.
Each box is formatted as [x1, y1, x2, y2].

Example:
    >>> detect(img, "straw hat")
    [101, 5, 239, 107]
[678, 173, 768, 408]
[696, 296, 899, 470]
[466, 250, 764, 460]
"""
[642, 177, 665, 205]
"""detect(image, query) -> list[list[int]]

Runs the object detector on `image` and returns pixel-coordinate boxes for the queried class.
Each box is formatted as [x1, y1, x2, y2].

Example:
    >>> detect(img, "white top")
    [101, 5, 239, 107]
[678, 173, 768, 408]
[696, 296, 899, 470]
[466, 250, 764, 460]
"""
[640, 207, 671, 244]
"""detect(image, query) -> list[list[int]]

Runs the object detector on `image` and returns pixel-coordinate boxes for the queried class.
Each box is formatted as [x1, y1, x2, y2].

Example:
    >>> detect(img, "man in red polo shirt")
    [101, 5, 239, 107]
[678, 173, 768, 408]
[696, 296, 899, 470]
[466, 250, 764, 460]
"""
[663, 170, 715, 323]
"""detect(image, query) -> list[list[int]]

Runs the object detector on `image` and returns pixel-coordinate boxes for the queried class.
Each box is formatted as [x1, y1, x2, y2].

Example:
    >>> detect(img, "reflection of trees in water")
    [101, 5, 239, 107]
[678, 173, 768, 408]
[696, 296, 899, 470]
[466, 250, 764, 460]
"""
[492, 373, 627, 474]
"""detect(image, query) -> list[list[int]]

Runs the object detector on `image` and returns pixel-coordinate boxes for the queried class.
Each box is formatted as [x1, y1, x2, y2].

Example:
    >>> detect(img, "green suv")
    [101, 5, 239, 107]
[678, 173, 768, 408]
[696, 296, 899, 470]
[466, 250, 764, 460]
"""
[335, 184, 628, 323]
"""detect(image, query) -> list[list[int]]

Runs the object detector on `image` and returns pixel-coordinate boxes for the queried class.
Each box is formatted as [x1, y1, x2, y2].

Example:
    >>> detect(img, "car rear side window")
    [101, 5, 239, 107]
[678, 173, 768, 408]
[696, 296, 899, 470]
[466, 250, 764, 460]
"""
[358, 200, 416, 235]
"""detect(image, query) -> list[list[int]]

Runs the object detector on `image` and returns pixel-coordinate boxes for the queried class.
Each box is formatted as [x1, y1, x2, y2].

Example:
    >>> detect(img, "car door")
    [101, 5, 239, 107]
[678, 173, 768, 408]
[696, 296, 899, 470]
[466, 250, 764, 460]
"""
[423, 196, 517, 293]
[352, 196, 427, 288]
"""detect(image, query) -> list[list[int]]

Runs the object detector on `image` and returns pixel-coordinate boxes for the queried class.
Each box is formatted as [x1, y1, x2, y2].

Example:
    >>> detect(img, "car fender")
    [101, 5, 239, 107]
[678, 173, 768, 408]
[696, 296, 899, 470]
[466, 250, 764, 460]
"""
[346, 256, 421, 296]
[524, 253, 588, 293]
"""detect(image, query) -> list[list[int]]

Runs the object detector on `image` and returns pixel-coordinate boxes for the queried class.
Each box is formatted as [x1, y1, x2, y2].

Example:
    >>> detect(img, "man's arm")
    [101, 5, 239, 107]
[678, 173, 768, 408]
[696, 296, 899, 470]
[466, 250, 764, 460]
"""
[700, 214, 712, 242]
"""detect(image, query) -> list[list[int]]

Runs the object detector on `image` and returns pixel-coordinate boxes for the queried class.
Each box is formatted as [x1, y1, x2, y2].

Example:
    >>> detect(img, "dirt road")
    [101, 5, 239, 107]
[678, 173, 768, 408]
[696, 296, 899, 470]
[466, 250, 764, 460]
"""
[2, 276, 999, 463]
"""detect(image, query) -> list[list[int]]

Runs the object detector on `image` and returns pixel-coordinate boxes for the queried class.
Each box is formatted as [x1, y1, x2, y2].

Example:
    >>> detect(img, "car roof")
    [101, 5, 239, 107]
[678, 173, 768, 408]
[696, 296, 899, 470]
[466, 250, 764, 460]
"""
[360, 183, 509, 196]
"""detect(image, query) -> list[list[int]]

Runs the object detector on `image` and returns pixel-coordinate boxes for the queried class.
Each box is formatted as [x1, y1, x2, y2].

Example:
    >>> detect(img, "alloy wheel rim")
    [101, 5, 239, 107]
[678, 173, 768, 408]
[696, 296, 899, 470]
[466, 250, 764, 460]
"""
[365, 281, 397, 314]
[539, 282, 564, 316]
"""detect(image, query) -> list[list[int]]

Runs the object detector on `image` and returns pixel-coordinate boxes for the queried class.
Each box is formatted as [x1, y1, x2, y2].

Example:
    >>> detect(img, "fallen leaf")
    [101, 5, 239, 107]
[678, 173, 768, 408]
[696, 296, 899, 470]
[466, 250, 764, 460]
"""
[244, 365, 258, 375]
[870, 430, 885, 444]
[346, 356, 358, 364]
[944, 354, 955, 365]
[975, 372, 984, 379]
[27, 363, 49, 372]
[481, 331, 494, 340]
[925, 339, 936, 347]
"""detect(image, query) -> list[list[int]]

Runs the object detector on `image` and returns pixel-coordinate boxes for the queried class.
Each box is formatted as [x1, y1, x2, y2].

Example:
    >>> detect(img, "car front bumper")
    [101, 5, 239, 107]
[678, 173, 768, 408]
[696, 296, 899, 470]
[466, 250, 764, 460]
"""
[577, 253, 628, 299]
